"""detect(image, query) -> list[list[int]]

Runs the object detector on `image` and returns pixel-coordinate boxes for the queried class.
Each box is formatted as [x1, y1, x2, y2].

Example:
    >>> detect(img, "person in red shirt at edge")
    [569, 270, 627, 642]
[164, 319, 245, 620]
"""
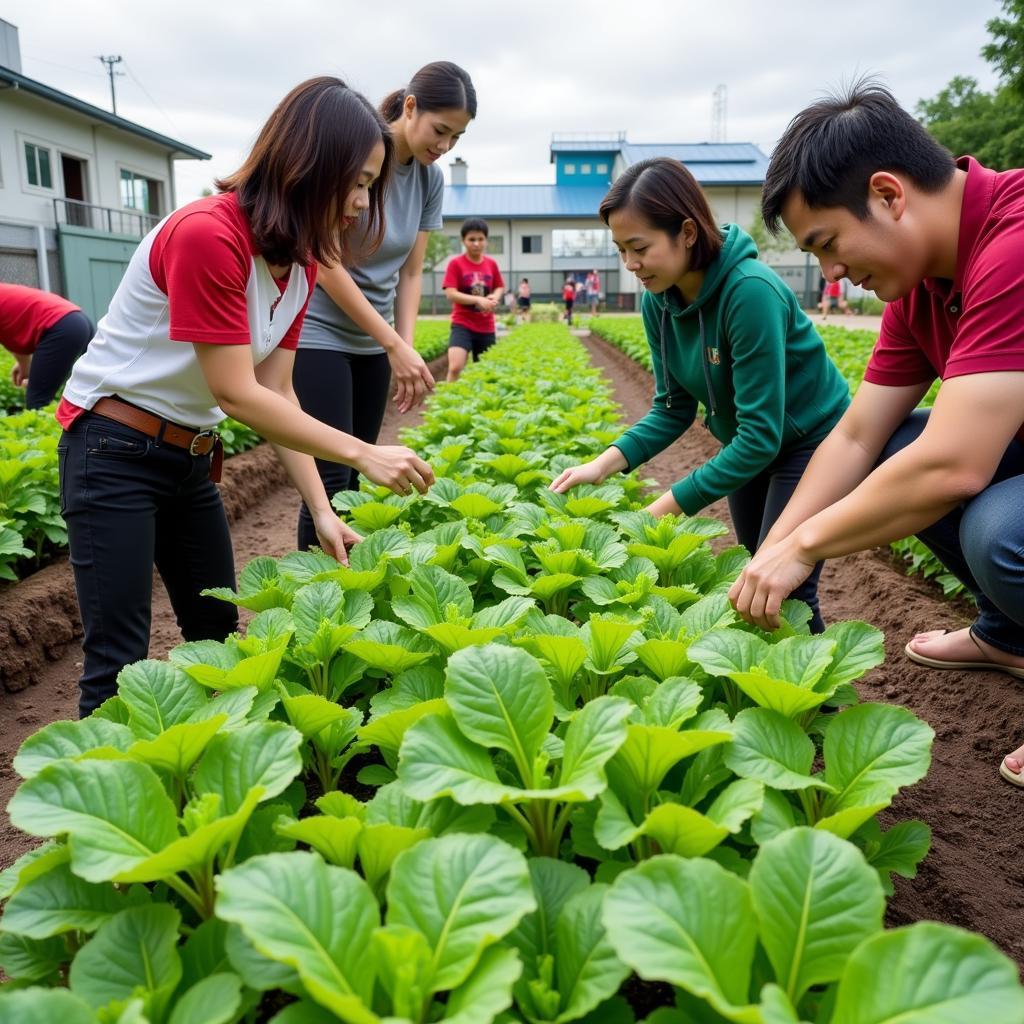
[727, 82, 1024, 788]
[0, 283, 93, 407]
[442, 217, 504, 382]
[57, 77, 434, 718]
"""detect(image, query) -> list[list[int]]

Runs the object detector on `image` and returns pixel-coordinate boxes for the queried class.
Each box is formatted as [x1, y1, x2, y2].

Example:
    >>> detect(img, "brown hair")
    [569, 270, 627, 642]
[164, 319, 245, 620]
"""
[380, 61, 477, 123]
[216, 76, 392, 267]
[599, 157, 723, 270]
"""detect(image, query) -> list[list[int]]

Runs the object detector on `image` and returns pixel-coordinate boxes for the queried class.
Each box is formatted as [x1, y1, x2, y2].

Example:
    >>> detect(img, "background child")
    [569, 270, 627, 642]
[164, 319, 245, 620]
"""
[562, 276, 576, 325]
[516, 278, 532, 322]
[442, 217, 504, 381]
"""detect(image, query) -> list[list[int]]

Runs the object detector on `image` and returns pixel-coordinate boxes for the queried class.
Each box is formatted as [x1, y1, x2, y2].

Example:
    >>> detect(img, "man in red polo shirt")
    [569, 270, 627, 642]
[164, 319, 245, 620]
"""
[726, 83, 1024, 787]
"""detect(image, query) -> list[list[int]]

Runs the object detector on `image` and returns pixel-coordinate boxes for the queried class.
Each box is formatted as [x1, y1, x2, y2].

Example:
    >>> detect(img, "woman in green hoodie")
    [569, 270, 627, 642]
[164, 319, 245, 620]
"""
[550, 157, 849, 631]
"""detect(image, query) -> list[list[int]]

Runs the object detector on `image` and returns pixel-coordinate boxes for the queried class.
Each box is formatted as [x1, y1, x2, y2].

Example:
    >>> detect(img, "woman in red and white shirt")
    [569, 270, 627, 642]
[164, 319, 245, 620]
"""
[58, 77, 434, 717]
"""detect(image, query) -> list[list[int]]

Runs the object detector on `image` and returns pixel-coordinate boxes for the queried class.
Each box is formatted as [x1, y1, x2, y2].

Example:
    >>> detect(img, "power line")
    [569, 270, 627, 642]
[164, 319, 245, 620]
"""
[121, 61, 181, 135]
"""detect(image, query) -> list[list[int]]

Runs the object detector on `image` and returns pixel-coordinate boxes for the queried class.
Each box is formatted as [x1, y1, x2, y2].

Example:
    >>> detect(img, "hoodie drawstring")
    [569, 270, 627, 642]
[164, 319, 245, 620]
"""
[699, 308, 718, 418]
[659, 303, 671, 409]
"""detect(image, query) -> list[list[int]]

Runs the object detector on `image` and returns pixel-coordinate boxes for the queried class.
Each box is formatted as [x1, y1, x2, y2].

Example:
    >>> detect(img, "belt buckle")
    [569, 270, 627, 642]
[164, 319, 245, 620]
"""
[189, 430, 218, 456]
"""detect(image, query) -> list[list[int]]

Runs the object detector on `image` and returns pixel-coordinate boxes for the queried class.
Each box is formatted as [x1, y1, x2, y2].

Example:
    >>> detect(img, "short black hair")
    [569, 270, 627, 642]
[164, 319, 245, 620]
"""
[762, 79, 957, 234]
[460, 217, 489, 238]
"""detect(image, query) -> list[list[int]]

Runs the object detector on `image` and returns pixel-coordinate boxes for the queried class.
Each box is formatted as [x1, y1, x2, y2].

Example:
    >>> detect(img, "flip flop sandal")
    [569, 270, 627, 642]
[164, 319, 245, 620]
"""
[1000, 759, 1024, 788]
[904, 628, 1024, 680]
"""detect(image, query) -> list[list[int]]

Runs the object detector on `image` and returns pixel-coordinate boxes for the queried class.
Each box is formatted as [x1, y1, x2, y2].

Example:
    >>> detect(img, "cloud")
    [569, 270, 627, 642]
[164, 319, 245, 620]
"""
[4, 0, 1004, 200]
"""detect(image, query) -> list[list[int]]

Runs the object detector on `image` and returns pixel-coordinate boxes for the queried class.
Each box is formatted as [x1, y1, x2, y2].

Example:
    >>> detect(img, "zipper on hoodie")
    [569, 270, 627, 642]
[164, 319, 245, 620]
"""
[699, 309, 718, 419]
[659, 304, 671, 408]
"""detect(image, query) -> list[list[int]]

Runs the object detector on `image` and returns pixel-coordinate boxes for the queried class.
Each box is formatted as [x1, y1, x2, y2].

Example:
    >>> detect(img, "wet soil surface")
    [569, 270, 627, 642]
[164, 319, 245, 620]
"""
[3, 341, 1022, 972]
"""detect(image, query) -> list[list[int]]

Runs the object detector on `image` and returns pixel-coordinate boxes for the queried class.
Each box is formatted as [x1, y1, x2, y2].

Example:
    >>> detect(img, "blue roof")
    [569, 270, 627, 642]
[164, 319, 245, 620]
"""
[443, 184, 611, 220]
[619, 143, 768, 184]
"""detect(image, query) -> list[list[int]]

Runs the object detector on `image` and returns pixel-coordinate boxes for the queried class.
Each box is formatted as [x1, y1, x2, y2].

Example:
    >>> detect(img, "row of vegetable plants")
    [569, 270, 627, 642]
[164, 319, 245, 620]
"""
[1, 323, 1020, 1023]
[587, 317, 965, 601]
[0, 324, 450, 583]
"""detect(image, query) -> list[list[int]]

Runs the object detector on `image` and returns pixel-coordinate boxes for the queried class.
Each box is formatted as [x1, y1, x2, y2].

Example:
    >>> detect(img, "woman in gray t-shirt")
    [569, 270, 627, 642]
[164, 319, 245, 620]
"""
[294, 61, 477, 550]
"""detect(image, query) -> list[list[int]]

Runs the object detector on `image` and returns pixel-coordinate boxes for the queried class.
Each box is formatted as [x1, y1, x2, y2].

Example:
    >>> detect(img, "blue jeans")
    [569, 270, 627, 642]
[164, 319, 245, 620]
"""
[59, 412, 238, 717]
[879, 410, 1024, 656]
[728, 443, 826, 633]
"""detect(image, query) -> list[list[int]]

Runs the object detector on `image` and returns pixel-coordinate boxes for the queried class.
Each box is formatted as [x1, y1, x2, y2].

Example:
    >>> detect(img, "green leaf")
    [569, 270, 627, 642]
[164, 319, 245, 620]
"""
[185, 645, 287, 693]
[386, 833, 535, 991]
[555, 884, 631, 1023]
[399, 712, 513, 804]
[357, 823, 431, 893]
[278, 688, 362, 741]
[359, 699, 447, 763]
[865, 820, 932, 881]
[0, 989, 95, 1024]
[556, 697, 634, 799]
[366, 781, 495, 836]
[8, 759, 179, 883]
[117, 660, 208, 739]
[2, 862, 129, 938]
[274, 814, 363, 868]
[640, 780, 763, 858]
[194, 721, 304, 814]
[167, 973, 244, 1024]
[831, 922, 1024, 1023]
[642, 676, 704, 729]
[608, 721, 732, 798]
[749, 827, 885, 1005]
[0, 841, 69, 900]
[69, 904, 182, 1020]
[215, 851, 380, 1023]
[393, 565, 475, 627]
[818, 704, 934, 837]
[509, 857, 590, 969]
[128, 714, 227, 777]
[345, 620, 436, 674]
[633, 639, 691, 681]
[13, 718, 135, 778]
[725, 708, 835, 792]
[603, 856, 759, 1021]
[817, 621, 885, 690]
[446, 645, 554, 783]
[0, 931, 68, 980]
[443, 943, 523, 1024]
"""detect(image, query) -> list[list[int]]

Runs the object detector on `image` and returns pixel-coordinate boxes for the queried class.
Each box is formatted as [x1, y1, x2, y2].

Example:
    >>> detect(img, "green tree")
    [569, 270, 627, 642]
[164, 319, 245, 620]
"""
[917, 1, 1024, 169]
[747, 208, 796, 260]
[423, 230, 454, 313]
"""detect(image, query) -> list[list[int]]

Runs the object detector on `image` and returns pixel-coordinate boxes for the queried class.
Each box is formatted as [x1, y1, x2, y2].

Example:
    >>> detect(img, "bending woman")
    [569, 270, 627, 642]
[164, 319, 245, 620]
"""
[294, 61, 476, 550]
[58, 77, 433, 717]
[550, 157, 849, 632]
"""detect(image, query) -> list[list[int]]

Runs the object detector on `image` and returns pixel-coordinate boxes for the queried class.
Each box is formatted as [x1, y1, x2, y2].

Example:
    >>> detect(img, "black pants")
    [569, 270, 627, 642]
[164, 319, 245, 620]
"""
[448, 325, 495, 362]
[292, 347, 392, 551]
[727, 443, 826, 633]
[27, 310, 93, 408]
[58, 412, 238, 717]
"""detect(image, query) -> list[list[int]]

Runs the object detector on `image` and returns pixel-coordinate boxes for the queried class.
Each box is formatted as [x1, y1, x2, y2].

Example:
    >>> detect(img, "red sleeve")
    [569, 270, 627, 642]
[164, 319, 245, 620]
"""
[278, 265, 318, 351]
[442, 257, 462, 290]
[945, 230, 1024, 378]
[151, 211, 253, 345]
[863, 301, 937, 387]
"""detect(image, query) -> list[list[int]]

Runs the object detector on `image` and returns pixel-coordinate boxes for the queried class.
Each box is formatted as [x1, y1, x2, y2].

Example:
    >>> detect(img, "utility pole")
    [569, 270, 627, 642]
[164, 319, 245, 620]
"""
[711, 83, 728, 144]
[97, 55, 124, 115]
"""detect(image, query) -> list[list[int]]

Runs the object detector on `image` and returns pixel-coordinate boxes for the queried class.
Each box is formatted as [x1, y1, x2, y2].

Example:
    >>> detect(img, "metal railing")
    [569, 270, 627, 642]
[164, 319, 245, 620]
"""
[53, 197, 159, 238]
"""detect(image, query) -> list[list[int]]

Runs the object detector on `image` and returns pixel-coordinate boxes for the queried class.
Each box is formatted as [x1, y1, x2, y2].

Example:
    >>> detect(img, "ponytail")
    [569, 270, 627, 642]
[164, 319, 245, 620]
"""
[381, 61, 476, 122]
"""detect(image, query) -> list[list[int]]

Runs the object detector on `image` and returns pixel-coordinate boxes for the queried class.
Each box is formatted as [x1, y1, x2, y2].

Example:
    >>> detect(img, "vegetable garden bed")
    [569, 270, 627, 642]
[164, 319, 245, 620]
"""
[1, 327, 1022, 1022]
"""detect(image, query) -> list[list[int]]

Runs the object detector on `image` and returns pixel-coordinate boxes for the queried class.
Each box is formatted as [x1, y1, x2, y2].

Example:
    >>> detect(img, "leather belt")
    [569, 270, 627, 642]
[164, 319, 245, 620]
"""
[91, 396, 224, 481]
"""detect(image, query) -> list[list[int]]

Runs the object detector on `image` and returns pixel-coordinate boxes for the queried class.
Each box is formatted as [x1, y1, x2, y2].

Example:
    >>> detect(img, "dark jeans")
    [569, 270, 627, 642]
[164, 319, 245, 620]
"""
[27, 310, 93, 408]
[292, 347, 392, 551]
[58, 412, 238, 717]
[728, 444, 826, 633]
[879, 410, 1024, 656]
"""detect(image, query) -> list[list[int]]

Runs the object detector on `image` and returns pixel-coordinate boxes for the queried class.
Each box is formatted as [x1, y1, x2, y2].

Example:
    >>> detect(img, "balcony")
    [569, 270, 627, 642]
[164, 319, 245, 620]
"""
[53, 197, 159, 239]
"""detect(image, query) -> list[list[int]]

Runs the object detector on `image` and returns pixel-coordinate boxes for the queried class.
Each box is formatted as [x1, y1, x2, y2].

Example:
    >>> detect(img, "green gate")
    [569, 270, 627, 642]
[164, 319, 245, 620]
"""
[57, 225, 141, 325]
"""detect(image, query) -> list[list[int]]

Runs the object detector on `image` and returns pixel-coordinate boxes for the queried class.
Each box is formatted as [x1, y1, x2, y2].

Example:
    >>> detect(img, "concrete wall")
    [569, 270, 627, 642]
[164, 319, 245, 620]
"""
[0, 88, 174, 231]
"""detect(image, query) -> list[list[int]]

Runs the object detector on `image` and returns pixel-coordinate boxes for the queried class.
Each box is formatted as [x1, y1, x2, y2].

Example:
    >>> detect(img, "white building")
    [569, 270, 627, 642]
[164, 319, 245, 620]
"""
[0, 19, 209, 319]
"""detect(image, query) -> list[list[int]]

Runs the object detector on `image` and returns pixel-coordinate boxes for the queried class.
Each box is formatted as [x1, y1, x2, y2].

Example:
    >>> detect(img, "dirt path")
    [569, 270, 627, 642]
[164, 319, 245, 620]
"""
[582, 332, 1024, 968]
[3, 338, 1022, 971]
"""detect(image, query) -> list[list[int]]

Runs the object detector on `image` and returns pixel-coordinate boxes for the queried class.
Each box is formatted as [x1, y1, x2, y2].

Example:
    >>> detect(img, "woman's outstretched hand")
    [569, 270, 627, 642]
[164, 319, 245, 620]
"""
[388, 342, 435, 413]
[356, 443, 435, 496]
[549, 460, 605, 494]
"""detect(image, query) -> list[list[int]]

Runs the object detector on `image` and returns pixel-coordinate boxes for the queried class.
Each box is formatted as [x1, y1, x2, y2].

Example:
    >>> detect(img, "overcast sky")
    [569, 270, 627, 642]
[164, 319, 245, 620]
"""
[2, 0, 1006, 205]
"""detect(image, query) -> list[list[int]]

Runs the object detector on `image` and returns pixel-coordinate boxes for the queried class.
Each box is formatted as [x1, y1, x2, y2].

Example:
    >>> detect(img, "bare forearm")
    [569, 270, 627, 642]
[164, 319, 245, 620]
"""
[446, 290, 483, 308]
[793, 451, 968, 562]
[395, 273, 422, 345]
[270, 443, 333, 515]
[319, 264, 403, 352]
[219, 384, 366, 469]
[595, 446, 629, 480]
[762, 428, 876, 545]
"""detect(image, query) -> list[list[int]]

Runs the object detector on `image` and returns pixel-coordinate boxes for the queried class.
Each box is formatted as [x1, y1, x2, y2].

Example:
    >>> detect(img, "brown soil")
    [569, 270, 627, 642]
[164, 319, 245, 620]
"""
[581, 333, 1024, 969]
[3, 341, 1023, 972]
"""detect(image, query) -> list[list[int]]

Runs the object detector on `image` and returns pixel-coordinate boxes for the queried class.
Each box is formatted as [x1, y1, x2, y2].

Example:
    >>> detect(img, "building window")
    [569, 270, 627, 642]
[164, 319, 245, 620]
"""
[521, 235, 542, 255]
[563, 163, 576, 175]
[596, 163, 609, 174]
[448, 234, 462, 254]
[552, 228, 616, 259]
[486, 235, 504, 255]
[24, 142, 53, 189]
[581, 163, 592, 174]
[120, 169, 161, 215]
